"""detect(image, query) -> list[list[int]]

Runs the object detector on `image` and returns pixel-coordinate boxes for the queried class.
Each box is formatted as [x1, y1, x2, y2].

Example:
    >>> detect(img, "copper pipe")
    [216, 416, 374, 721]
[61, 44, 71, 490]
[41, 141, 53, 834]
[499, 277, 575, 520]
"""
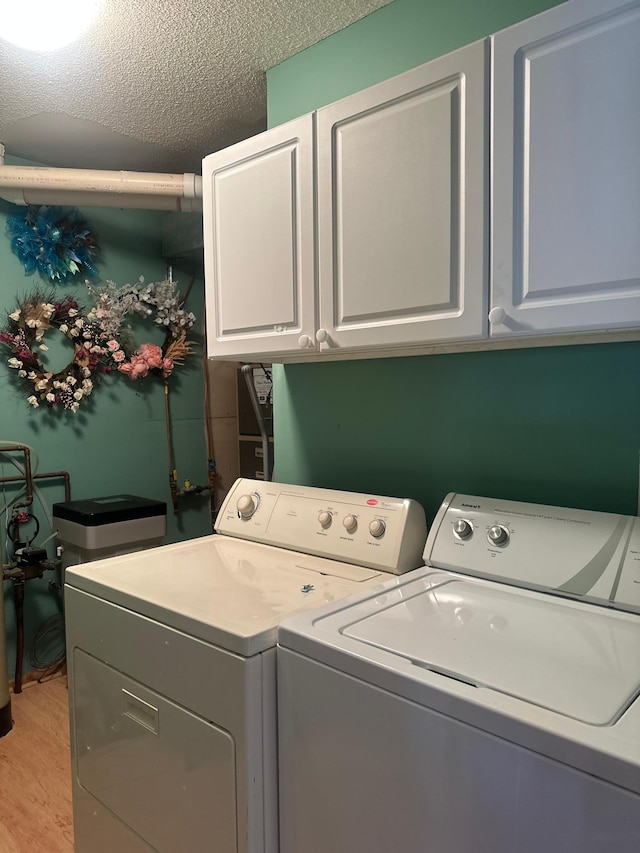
[0, 471, 71, 503]
[201, 305, 218, 519]
[0, 445, 34, 508]
[12, 580, 25, 694]
[164, 382, 180, 515]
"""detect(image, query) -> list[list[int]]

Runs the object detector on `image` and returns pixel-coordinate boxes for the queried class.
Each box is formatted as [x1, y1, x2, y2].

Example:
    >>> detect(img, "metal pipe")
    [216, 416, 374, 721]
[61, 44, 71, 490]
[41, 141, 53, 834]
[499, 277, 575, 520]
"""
[12, 581, 25, 694]
[164, 382, 180, 515]
[0, 470, 71, 503]
[0, 445, 34, 509]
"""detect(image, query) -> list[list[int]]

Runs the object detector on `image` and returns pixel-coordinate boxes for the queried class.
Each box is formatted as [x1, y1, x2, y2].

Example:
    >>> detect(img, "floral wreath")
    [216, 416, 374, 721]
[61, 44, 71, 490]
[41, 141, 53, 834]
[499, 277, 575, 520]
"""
[6, 205, 100, 283]
[1, 278, 196, 413]
[0, 292, 113, 411]
[87, 277, 196, 381]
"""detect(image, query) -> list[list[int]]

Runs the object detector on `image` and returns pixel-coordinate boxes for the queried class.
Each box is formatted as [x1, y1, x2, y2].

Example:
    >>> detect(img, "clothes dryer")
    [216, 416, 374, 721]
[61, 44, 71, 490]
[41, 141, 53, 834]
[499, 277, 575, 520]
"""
[278, 493, 640, 853]
[65, 478, 426, 853]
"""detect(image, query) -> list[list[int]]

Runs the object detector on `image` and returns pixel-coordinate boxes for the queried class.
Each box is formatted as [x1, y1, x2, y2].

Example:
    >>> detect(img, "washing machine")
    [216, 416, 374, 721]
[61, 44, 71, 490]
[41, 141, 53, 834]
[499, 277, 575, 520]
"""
[64, 478, 426, 853]
[278, 492, 640, 853]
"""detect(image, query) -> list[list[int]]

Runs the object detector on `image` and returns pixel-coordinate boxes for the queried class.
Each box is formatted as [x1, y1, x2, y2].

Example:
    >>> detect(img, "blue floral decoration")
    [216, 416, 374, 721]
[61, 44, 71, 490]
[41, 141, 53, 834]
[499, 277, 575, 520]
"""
[6, 205, 100, 283]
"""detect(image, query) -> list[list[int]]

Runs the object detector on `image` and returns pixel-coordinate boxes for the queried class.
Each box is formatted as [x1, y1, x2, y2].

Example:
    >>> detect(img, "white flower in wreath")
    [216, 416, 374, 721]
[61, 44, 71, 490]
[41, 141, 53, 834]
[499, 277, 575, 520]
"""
[9, 310, 21, 321]
[70, 402, 80, 413]
[74, 318, 84, 327]
[18, 370, 26, 377]
[82, 379, 93, 394]
[27, 371, 37, 380]
[82, 367, 91, 378]
[39, 344, 49, 351]
[59, 324, 69, 333]
[27, 396, 39, 408]
[73, 390, 83, 401]
[70, 328, 80, 337]
[42, 304, 55, 318]
[8, 357, 22, 369]
[35, 378, 48, 391]
[46, 393, 55, 403]
[67, 376, 77, 386]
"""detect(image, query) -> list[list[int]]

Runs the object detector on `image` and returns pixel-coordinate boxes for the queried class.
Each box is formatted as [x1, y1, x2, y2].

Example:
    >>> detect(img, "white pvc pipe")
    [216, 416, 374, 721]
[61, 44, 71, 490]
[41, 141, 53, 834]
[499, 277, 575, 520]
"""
[0, 143, 203, 212]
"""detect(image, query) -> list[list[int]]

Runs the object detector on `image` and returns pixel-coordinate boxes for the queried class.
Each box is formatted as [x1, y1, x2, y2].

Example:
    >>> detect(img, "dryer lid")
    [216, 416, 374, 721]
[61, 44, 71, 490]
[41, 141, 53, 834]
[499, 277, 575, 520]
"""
[342, 577, 640, 725]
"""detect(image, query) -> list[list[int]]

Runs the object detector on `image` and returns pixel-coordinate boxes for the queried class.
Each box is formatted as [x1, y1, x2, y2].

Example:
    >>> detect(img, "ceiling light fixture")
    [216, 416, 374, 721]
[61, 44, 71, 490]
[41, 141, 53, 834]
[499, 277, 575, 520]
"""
[0, 0, 104, 52]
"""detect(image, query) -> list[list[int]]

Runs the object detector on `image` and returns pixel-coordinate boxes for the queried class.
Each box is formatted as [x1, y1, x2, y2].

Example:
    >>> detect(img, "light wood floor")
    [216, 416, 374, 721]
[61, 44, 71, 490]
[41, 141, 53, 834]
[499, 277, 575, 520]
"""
[0, 676, 74, 852]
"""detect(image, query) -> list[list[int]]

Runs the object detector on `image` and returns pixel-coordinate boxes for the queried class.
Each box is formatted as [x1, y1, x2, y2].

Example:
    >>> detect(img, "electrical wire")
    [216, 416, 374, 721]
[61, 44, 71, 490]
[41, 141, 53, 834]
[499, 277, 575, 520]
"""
[28, 613, 65, 675]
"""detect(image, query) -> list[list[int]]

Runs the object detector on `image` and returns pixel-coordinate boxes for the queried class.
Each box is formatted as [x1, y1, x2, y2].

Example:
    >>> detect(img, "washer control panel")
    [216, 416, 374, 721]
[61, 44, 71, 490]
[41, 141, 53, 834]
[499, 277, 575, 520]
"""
[424, 492, 640, 614]
[216, 479, 427, 574]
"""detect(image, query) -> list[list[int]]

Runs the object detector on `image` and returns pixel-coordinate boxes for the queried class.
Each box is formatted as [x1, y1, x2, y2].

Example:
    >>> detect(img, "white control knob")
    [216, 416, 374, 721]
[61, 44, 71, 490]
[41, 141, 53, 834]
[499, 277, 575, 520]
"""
[315, 328, 330, 343]
[488, 307, 507, 326]
[298, 335, 314, 349]
[453, 519, 473, 540]
[343, 514, 358, 533]
[237, 494, 257, 519]
[369, 519, 386, 539]
[318, 510, 332, 528]
[488, 524, 509, 546]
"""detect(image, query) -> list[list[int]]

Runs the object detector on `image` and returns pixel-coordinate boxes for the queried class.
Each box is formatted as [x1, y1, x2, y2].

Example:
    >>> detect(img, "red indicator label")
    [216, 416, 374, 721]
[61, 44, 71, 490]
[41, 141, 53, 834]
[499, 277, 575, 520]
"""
[366, 499, 378, 506]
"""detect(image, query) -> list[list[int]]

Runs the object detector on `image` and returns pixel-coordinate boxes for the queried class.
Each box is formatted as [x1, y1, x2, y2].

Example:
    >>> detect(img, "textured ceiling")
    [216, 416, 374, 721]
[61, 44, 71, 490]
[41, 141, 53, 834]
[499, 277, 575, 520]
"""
[0, 0, 389, 173]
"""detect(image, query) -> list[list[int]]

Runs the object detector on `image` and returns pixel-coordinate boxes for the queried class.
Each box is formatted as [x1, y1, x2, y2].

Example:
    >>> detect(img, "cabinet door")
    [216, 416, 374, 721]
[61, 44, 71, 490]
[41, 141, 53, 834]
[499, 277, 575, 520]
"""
[491, 0, 640, 338]
[316, 40, 488, 353]
[203, 115, 316, 360]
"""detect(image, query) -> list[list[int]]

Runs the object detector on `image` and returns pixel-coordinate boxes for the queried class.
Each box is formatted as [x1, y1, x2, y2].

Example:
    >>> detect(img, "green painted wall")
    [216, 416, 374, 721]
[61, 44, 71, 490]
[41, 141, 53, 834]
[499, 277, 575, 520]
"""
[267, 0, 562, 126]
[267, 0, 640, 522]
[1, 158, 210, 677]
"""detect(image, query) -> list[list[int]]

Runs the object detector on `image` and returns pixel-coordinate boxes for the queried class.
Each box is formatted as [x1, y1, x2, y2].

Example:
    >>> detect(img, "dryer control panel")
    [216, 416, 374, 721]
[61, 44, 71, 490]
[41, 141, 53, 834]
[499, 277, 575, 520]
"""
[425, 493, 640, 614]
[215, 479, 427, 574]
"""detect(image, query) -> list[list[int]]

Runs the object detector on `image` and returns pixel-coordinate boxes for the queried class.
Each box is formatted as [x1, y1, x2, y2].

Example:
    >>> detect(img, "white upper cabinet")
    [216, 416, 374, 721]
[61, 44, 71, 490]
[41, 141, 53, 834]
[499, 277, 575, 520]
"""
[316, 39, 488, 353]
[202, 115, 316, 359]
[491, 0, 640, 338]
[203, 42, 488, 362]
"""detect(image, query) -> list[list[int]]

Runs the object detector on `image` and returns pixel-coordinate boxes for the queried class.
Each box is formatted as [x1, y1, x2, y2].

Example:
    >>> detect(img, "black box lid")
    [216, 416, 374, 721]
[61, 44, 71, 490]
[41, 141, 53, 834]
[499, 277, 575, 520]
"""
[52, 495, 166, 526]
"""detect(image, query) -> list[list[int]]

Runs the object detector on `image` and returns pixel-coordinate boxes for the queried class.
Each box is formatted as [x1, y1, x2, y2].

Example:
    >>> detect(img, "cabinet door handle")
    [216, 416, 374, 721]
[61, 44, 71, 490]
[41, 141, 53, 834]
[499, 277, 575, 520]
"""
[315, 328, 330, 344]
[298, 334, 314, 349]
[488, 307, 532, 333]
[488, 307, 507, 326]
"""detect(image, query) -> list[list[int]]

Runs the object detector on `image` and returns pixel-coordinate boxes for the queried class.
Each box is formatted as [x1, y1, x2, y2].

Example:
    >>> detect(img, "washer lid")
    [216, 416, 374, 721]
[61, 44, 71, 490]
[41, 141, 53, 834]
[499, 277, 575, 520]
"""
[65, 535, 383, 656]
[342, 577, 640, 725]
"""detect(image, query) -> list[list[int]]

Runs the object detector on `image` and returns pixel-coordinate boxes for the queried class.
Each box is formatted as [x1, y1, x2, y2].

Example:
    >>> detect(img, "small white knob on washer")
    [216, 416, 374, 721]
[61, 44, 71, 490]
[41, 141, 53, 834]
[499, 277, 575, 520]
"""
[315, 328, 329, 343]
[237, 494, 257, 519]
[298, 334, 314, 349]
[343, 514, 358, 533]
[488, 307, 507, 326]
[369, 519, 386, 539]
[318, 510, 332, 528]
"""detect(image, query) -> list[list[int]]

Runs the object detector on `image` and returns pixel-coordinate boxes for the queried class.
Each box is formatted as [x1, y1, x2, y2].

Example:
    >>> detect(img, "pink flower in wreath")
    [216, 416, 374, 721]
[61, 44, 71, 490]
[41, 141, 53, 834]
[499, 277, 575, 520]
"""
[137, 342, 164, 369]
[106, 340, 119, 351]
[162, 357, 174, 377]
[112, 350, 126, 363]
[118, 355, 149, 380]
